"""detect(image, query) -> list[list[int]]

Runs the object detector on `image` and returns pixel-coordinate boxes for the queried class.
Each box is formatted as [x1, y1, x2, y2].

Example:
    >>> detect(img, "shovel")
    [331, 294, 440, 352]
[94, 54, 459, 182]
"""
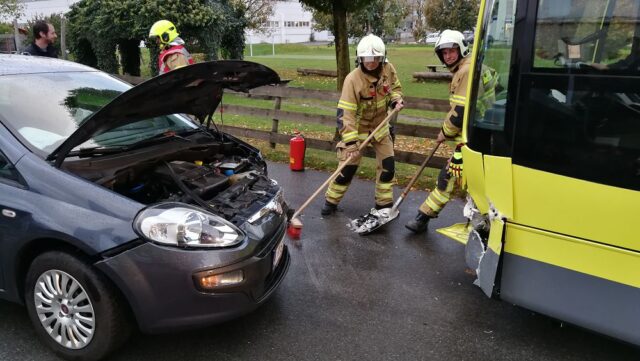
[348, 141, 442, 235]
[287, 109, 399, 239]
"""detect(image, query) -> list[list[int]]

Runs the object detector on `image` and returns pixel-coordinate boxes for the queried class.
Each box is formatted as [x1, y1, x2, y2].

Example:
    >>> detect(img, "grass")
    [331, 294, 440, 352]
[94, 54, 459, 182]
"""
[140, 44, 452, 191]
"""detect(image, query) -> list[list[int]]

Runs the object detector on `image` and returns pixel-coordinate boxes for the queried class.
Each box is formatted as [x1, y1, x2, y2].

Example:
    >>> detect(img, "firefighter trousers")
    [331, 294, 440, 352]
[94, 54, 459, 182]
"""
[419, 146, 463, 217]
[325, 135, 395, 207]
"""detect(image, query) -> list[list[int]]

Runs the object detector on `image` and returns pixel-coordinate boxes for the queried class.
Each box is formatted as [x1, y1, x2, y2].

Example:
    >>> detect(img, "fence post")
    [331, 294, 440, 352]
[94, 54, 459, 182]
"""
[270, 96, 281, 149]
[13, 20, 21, 53]
[60, 18, 67, 60]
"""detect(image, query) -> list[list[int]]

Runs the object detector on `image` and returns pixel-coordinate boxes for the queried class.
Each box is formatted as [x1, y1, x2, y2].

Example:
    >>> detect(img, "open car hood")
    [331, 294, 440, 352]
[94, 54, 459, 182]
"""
[48, 60, 281, 165]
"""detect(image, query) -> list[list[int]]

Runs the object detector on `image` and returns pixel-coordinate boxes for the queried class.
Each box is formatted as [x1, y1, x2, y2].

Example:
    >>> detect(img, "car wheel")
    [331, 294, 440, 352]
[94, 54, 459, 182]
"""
[25, 251, 132, 361]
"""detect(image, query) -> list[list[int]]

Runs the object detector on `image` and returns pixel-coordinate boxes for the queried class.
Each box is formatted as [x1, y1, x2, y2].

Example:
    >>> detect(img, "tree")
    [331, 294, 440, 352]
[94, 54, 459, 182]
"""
[411, 0, 428, 42]
[308, 0, 411, 45]
[299, 0, 370, 91]
[0, 0, 23, 20]
[425, 0, 478, 32]
[229, 0, 275, 33]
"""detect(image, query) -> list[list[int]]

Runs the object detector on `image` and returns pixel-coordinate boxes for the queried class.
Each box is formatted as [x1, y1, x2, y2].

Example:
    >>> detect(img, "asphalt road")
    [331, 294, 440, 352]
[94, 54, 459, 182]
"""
[1, 161, 638, 361]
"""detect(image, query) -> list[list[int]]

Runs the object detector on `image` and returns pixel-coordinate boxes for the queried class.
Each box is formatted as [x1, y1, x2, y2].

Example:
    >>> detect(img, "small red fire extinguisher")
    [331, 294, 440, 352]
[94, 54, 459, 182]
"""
[289, 131, 306, 171]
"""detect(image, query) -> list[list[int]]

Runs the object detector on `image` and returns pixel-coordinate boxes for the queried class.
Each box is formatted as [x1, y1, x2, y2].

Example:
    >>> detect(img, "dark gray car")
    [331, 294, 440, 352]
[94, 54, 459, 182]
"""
[0, 55, 290, 360]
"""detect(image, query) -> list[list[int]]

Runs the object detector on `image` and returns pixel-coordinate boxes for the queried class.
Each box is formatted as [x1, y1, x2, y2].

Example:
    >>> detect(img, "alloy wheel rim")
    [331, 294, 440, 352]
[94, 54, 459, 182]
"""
[33, 270, 95, 349]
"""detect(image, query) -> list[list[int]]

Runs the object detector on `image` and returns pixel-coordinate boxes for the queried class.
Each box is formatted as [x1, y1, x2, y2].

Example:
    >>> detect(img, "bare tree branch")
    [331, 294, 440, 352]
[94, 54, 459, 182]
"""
[230, 0, 276, 33]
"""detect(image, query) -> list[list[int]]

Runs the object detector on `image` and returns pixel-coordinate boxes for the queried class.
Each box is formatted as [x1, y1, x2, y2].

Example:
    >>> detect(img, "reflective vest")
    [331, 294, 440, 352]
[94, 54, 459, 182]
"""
[158, 44, 194, 75]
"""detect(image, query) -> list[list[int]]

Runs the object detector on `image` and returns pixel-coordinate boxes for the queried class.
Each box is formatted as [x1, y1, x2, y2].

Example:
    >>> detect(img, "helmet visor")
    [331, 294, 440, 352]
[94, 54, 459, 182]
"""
[359, 55, 385, 63]
[435, 42, 459, 51]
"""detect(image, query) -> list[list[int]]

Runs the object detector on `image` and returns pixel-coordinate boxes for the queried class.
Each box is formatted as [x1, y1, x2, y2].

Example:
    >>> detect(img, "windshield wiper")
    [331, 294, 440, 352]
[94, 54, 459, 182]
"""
[123, 129, 199, 151]
[66, 146, 127, 158]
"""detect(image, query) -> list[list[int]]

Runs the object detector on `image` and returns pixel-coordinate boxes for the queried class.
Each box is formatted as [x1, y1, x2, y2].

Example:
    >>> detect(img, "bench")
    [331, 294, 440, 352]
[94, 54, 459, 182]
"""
[412, 71, 452, 82]
[426, 64, 447, 72]
[296, 68, 337, 77]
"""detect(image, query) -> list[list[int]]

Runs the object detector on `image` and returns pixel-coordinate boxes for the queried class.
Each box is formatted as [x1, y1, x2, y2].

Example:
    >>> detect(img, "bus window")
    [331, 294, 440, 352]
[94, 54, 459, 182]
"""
[512, 0, 640, 191]
[534, 0, 640, 73]
[467, 0, 518, 156]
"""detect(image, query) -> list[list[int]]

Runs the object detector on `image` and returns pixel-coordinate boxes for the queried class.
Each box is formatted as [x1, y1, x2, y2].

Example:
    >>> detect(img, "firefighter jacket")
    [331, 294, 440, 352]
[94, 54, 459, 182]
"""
[442, 56, 471, 141]
[158, 38, 194, 75]
[442, 57, 498, 141]
[336, 63, 403, 145]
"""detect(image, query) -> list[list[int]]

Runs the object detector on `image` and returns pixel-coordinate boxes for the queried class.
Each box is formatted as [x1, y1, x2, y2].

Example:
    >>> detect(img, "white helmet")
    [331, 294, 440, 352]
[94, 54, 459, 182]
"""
[357, 34, 386, 63]
[434, 29, 470, 65]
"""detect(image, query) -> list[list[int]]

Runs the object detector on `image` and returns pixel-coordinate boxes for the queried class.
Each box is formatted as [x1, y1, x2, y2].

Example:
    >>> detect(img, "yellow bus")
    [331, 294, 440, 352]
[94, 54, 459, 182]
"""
[442, 0, 640, 345]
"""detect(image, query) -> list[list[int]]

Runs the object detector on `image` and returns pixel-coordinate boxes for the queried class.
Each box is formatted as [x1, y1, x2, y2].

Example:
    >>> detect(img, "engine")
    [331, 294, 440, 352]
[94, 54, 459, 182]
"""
[110, 155, 281, 225]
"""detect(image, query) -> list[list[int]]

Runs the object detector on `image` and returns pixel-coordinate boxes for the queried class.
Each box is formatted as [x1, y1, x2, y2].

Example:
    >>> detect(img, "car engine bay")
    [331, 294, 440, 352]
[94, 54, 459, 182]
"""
[65, 135, 283, 225]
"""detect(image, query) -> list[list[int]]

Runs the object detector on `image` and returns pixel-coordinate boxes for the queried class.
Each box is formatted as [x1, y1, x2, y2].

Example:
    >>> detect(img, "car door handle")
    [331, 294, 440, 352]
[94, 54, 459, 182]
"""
[2, 209, 16, 218]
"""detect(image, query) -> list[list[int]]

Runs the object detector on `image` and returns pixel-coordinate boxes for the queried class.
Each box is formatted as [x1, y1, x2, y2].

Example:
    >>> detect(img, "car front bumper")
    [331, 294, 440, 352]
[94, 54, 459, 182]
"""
[95, 222, 290, 333]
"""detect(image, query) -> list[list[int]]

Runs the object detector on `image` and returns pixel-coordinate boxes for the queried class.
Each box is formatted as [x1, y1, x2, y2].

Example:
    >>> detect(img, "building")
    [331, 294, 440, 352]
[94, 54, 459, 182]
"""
[246, 0, 333, 44]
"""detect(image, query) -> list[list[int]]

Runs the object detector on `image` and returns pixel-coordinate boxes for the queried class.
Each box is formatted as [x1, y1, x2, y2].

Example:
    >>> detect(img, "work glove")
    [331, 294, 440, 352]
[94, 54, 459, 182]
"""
[448, 158, 463, 178]
[344, 142, 360, 160]
[447, 145, 464, 178]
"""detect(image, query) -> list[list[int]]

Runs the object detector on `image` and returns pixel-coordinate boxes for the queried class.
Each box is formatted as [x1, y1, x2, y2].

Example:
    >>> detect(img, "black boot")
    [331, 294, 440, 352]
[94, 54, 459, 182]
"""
[405, 211, 431, 233]
[321, 201, 338, 216]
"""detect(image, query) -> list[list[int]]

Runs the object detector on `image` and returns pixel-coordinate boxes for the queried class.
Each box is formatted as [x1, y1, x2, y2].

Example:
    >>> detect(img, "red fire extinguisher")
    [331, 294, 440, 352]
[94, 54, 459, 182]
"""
[289, 131, 306, 171]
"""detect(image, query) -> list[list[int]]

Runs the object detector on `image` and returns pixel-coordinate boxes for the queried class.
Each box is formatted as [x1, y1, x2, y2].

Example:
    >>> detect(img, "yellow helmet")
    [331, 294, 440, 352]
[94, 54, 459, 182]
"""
[149, 20, 179, 48]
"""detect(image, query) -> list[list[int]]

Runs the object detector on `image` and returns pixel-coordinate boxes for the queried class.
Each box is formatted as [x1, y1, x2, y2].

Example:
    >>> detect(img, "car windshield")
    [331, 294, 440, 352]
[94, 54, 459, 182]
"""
[0, 71, 198, 155]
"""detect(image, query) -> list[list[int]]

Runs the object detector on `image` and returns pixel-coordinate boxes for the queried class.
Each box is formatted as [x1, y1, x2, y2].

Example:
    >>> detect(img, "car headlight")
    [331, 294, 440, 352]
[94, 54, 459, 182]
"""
[247, 189, 285, 224]
[134, 203, 244, 248]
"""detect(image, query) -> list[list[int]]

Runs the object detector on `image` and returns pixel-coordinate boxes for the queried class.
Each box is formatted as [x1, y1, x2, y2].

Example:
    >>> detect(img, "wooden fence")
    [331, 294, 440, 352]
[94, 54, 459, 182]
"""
[114, 74, 450, 169]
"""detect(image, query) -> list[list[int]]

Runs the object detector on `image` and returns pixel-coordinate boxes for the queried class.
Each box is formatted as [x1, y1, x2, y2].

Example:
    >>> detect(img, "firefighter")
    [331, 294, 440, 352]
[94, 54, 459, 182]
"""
[406, 29, 496, 233]
[148, 20, 194, 75]
[322, 34, 404, 216]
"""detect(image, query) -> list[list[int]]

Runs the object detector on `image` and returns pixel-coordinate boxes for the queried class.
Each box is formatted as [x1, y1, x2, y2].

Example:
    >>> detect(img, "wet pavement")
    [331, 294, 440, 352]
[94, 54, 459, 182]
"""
[1, 161, 638, 360]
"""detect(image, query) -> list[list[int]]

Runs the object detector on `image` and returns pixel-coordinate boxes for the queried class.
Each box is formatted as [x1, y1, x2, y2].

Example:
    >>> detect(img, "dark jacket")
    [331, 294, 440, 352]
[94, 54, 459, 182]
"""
[23, 43, 58, 58]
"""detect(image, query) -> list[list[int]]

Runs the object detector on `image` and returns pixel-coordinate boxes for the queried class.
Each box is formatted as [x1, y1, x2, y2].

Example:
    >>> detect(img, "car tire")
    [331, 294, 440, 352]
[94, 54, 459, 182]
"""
[24, 251, 132, 361]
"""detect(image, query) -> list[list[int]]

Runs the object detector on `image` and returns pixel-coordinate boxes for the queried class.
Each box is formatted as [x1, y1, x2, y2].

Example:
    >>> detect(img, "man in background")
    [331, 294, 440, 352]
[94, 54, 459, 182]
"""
[23, 21, 58, 58]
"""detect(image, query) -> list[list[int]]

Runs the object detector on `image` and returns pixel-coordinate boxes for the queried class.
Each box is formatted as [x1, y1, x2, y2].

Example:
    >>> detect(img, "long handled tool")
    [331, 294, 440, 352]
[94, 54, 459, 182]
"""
[287, 109, 400, 239]
[349, 141, 442, 235]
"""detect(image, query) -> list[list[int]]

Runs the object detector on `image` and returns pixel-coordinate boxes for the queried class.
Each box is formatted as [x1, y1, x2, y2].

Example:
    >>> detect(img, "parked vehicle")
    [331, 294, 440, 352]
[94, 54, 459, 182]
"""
[0, 55, 291, 360]
[439, 0, 640, 346]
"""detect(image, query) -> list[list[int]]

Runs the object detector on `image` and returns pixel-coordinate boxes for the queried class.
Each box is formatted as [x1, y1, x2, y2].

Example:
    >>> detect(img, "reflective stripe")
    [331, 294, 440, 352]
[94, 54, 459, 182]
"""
[376, 99, 387, 108]
[358, 133, 369, 141]
[449, 95, 466, 106]
[326, 180, 351, 203]
[482, 71, 493, 85]
[424, 197, 444, 212]
[325, 189, 343, 200]
[338, 100, 357, 111]
[330, 183, 349, 192]
[375, 185, 394, 204]
[431, 188, 449, 204]
[443, 122, 460, 136]
[376, 182, 394, 190]
[373, 123, 390, 141]
[342, 131, 358, 142]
